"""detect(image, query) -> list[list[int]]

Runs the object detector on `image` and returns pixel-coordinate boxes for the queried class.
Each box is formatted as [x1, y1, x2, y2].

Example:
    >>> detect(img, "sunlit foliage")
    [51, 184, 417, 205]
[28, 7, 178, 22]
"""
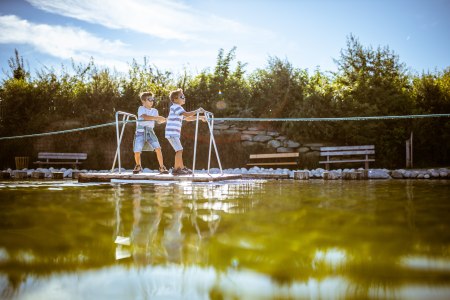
[1, 36, 449, 169]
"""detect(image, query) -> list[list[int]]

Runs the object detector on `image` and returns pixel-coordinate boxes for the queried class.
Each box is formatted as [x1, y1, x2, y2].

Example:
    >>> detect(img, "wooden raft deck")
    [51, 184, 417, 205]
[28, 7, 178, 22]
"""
[78, 172, 289, 183]
[78, 172, 243, 183]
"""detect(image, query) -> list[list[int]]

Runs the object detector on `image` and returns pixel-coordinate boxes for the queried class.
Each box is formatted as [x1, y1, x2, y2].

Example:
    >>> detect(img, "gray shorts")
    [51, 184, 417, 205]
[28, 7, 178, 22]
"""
[166, 136, 183, 152]
[133, 128, 161, 152]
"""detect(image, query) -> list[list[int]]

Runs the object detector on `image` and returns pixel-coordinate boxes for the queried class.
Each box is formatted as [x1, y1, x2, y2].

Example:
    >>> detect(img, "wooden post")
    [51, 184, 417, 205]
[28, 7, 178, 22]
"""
[323, 171, 329, 180]
[406, 131, 413, 168]
[13, 171, 28, 179]
[32, 171, 45, 179]
[0, 171, 11, 179]
[72, 170, 82, 179]
[406, 140, 411, 168]
[362, 169, 369, 180]
[293, 171, 309, 180]
[352, 172, 362, 180]
[343, 171, 361, 180]
[410, 131, 413, 168]
[52, 172, 64, 179]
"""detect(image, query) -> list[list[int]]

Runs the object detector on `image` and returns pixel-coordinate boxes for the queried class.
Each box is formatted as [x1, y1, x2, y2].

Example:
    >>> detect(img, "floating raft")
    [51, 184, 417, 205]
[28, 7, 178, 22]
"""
[78, 172, 243, 183]
[78, 172, 290, 183]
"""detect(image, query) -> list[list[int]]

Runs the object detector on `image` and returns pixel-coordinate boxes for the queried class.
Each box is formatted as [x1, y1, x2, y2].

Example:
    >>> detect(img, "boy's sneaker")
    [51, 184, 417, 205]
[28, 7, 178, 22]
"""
[172, 168, 190, 176]
[182, 167, 193, 174]
[133, 165, 142, 174]
[159, 166, 169, 174]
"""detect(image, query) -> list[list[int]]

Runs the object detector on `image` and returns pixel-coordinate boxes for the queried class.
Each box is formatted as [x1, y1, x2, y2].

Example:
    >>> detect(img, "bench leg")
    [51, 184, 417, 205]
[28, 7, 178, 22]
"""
[365, 161, 369, 170]
[325, 163, 329, 170]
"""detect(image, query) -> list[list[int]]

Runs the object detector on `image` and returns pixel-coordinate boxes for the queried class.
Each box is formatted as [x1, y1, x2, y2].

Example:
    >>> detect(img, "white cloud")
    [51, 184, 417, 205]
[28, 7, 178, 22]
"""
[26, 0, 255, 42]
[0, 15, 132, 71]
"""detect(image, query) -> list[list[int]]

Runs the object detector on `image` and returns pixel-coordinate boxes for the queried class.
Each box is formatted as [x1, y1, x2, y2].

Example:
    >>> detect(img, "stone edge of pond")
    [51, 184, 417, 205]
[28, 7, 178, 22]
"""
[1, 167, 449, 180]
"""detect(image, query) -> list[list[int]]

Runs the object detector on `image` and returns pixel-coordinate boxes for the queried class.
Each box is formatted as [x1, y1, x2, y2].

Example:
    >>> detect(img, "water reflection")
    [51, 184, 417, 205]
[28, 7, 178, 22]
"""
[0, 179, 449, 299]
[112, 181, 264, 266]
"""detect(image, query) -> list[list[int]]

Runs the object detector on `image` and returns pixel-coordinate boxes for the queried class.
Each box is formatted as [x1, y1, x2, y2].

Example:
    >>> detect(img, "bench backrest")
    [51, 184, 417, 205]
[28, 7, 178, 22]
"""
[320, 145, 375, 156]
[249, 153, 299, 159]
[38, 152, 87, 160]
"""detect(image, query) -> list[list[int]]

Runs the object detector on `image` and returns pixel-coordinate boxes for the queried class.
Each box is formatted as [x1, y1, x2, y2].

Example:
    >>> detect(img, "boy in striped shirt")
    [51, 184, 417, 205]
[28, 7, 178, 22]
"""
[165, 88, 205, 175]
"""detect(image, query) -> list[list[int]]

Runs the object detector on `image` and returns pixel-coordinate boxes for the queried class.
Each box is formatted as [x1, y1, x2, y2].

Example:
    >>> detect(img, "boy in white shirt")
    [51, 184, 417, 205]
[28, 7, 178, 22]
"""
[165, 88, 205, 175]
[133, 92, 168, 174]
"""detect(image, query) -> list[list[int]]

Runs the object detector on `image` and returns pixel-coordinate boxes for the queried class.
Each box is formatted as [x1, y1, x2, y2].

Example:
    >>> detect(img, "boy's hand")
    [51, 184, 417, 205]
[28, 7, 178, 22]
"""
[196, 107, 205, 113]
[157, 116, 166, 124]
[200, 116, 207, 122]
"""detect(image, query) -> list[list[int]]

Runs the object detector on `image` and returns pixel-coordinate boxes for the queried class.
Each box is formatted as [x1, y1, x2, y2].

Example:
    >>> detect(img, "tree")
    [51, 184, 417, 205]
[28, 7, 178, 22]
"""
[249, 57, 305, 119]
[410, 68, 450, 166]
[187, 47, 251, 116]
[7, 49, 29, 81]
[332, 35, 414, 166]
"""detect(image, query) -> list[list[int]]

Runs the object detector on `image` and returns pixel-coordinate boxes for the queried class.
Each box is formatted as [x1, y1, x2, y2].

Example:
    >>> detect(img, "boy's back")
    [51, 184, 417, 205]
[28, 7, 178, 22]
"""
[165, 103, 185, 138]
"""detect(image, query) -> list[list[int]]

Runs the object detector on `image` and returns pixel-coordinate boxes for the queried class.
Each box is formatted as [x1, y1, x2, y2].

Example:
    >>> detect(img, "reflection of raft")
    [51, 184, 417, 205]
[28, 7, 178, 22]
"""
[78, 172, 243, 183]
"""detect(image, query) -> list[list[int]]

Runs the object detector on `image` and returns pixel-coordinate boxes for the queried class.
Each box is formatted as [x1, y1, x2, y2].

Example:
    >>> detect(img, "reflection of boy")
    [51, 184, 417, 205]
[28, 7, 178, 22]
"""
[162, 197, 184, 263]
[133, 92, 169, 174]
[131, 185, 163, 265]
[165, 88, 206, 175]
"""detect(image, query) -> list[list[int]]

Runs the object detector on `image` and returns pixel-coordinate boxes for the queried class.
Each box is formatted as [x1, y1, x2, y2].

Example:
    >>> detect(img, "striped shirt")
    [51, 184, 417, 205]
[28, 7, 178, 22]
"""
[165, 104, 186, 138]
[136, 106, 158, 132]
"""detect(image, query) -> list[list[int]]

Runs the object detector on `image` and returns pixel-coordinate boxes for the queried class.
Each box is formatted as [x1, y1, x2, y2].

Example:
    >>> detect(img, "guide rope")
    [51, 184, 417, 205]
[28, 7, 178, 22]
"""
[1, 113, 449, 141]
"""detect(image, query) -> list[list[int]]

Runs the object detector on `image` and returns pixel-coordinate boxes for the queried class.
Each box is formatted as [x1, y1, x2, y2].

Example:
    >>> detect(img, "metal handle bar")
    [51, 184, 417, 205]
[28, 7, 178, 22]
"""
[192, 110, 223, 176]
[111, 111, 138, 173]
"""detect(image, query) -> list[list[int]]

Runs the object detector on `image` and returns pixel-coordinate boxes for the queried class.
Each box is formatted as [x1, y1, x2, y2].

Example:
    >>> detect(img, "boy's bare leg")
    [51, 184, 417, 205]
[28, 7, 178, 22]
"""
[133, 152, 143, 174]
[155, 148, 164, 168]
[174, 150, 183, 169]
[134, 152, 141, 166]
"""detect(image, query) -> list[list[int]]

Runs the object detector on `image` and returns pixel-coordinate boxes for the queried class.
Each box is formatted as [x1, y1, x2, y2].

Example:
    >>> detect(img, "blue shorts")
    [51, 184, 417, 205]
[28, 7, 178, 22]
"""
[133, 128, 161, 152]
[166, 136, 183, 152]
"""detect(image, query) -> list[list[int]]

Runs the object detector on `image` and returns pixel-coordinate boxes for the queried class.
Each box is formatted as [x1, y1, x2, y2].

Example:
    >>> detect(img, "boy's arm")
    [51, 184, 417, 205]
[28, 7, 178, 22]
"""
[185, 107, 207, 122]
[185, 115, 206, 122]
[141, 114, 166, 123]
[181, 107, 205, 118]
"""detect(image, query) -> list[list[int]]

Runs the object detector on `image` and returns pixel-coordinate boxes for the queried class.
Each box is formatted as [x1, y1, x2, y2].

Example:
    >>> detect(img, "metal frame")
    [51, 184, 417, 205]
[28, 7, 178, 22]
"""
[192, 110, 223, 176]
[112, 110, 223, 176]
[111, 111, 138, 173]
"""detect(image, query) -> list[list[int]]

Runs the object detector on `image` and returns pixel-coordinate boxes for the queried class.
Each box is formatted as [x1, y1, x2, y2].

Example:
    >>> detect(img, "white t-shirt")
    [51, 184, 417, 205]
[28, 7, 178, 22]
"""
[136, 106, 158, 132]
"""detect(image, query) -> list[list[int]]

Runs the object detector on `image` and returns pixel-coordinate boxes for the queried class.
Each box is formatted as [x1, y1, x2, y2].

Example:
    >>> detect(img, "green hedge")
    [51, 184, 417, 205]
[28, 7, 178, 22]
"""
[1, 37, 449, 169]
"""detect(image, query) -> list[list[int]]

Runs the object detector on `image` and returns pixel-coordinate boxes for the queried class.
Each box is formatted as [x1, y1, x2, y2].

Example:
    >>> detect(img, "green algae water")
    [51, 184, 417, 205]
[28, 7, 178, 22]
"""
[0, 179, 449, 299]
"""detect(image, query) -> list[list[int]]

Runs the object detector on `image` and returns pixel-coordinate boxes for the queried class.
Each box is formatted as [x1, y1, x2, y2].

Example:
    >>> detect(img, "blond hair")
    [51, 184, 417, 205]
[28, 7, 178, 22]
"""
[139, 91, 154, 102]
[169, 88, 183, 102]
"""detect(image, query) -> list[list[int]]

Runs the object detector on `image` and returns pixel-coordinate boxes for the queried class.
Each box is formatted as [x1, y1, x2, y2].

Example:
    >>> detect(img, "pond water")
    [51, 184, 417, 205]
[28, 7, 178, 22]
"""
[0, 179, 449, 299]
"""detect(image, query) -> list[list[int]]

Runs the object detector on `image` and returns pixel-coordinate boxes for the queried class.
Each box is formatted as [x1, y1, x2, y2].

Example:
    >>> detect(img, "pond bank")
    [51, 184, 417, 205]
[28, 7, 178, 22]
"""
[1, 167, 449, 180]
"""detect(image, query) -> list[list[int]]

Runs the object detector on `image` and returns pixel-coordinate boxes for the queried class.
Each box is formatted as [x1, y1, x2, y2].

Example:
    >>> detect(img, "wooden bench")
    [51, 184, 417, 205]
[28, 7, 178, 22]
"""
[319, 145, 375, 170]
[247, 153, 300, 169]
[34, 152, 87, 169]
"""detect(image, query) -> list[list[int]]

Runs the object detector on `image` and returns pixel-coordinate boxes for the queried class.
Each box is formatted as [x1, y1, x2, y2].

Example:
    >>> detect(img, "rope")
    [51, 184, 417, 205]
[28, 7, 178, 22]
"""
[214, 113, 450, 122]
[0, 113, 449, 141]
[0, 121, 116, 140]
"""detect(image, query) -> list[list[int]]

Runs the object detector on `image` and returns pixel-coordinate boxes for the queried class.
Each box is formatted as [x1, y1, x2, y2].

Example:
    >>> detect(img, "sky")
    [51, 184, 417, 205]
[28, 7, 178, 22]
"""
[0, 0, 449, 79]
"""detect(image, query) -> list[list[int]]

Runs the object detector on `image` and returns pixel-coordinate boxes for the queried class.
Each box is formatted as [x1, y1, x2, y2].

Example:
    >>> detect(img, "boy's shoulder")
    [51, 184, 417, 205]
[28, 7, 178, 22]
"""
[139, 106, 157, 112]
[138, 106, 158, 115]
[170, 103, 185, 111]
